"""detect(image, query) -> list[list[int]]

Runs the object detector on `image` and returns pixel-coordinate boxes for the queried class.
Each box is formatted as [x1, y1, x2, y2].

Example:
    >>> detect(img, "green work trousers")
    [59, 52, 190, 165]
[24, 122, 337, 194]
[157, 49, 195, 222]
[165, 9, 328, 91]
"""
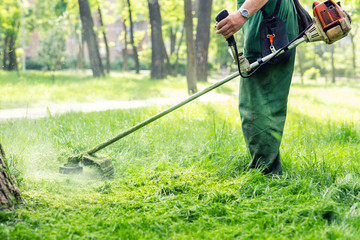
[237, 0, 299, 174]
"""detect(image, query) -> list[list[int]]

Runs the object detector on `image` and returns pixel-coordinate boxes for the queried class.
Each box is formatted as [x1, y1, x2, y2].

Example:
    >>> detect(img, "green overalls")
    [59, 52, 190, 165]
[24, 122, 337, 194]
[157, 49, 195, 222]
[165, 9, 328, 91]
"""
[237, 0, 299, 174]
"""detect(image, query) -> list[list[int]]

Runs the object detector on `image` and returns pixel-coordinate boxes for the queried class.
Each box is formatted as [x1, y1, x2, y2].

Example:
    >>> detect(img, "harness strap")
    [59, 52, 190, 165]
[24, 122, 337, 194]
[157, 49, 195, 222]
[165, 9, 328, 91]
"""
[260, 0, 282, 18]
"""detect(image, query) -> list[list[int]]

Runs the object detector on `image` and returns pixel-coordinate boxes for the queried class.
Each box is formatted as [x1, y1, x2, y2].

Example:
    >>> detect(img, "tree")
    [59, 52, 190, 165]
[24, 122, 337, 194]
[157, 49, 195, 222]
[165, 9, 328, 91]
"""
[0, 0, 21, 71]
[0, 144, 24, 211]
[173, 26, 185, 76]
[122, 19, 129, 71]
[78, 0, 105, 77]
[148, 0, 167, 79]
[126, 0, 140, 74]
[97, 4, 110, 74]
[195, 0, 213, 82]
[38, 16, 68, 80]
[330, 44, 336, 83]
[348, 31, 356, 80]
[184, 0, 197, 94]
[161, 1, 185, 76]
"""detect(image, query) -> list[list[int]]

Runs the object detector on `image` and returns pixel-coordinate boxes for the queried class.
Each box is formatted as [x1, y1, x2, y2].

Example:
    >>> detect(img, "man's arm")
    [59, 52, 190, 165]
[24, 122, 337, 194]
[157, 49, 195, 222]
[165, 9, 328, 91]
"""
[215, 0, 269, 39]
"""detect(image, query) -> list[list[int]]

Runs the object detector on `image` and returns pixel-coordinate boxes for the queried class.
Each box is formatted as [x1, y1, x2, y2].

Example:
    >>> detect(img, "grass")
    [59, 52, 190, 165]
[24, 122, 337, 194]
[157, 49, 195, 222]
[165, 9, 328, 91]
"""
[0, 72, 360, 239]
[0, 70, 236, 110]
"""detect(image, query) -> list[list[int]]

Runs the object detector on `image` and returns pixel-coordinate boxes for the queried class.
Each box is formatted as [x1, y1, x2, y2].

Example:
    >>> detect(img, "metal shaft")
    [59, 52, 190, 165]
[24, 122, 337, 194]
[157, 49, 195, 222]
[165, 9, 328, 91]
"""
[85, 36, 307, 155]
[249, 37, 306, 69]
[86, 72, 240, 155]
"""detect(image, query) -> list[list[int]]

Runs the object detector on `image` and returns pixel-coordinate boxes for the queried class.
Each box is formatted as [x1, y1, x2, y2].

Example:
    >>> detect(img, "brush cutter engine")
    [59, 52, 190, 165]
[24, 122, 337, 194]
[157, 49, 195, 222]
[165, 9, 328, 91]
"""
[304, 0, 351, 44]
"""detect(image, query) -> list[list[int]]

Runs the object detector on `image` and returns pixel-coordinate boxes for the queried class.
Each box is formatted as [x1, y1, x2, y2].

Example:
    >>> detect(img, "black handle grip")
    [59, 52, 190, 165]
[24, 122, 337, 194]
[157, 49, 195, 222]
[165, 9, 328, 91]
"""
[215, 9, 229, 22]
[215, 9, 236, 46]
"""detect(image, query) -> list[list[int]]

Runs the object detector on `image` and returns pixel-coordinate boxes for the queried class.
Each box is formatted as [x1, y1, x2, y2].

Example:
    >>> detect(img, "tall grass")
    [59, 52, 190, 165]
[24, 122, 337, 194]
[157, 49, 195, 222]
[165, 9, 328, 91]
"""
[0, 78, 359, 239]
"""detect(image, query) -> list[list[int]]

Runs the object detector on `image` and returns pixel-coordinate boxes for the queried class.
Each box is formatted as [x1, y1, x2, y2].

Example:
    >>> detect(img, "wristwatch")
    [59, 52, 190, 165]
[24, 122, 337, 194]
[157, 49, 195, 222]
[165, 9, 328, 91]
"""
[239, 8, 251, 19]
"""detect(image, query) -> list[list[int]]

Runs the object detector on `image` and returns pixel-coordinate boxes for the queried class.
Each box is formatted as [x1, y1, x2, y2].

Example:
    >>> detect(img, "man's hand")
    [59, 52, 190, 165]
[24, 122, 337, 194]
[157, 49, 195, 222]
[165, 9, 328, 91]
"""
[215, 10, 247, 39]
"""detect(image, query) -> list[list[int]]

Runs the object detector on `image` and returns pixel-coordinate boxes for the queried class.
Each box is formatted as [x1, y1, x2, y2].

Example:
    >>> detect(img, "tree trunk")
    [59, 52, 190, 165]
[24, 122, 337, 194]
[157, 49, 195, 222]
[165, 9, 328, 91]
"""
[8, 35, 18, 71]
[168, 25, 182, 75]
[148, 0, 167, 79]
[163, 44, 171, 76]
[0, 144, 24, 211]
[98, 6, 110, 74]
[2, 35, 9, 70]
[174, 26, 184, 77]
[184, 0, 197, 94]
[170, 26, 176, 55]
[331, 44, 335, 84]
[2, 31, 19, 72]
[195, 0, 212, 82]
[297, 48, 304, 84]
[349, 32, 356, 81]
[122, 20, 129, 71]
[78, 0, 105, 77]
[127, 0, 140, 74]
[77, 32, 84, 70]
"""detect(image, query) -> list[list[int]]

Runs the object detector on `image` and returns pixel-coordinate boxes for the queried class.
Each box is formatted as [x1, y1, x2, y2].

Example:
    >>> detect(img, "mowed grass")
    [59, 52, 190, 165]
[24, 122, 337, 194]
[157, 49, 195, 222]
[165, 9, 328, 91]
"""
[0, 74, 360, 239]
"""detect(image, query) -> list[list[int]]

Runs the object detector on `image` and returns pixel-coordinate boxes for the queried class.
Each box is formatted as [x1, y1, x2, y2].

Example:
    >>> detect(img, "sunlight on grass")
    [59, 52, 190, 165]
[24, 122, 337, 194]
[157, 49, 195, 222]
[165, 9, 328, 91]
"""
[0, 71, 184, 109]
[0, 70, 238, 110]
[0, 76, 359, 238]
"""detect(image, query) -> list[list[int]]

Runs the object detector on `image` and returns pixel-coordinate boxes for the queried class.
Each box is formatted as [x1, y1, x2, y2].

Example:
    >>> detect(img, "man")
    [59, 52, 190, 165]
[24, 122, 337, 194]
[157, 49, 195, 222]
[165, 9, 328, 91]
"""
[215, 0, 299, 175]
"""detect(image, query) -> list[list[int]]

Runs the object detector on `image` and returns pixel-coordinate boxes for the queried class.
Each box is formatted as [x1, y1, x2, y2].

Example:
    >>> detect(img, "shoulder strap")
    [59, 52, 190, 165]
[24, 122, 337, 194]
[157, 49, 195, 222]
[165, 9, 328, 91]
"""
[292, 0, 314, 33]
[260, 0, 282, 18]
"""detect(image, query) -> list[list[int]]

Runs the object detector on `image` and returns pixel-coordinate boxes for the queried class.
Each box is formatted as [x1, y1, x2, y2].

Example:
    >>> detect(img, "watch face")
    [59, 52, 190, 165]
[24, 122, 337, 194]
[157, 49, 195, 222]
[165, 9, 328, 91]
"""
[242, 9, 250, 18]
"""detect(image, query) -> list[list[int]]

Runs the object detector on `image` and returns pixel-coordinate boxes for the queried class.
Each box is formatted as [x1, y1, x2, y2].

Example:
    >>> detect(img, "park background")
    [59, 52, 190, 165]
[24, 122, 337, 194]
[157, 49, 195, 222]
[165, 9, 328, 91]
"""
[0, 0, 360, 239]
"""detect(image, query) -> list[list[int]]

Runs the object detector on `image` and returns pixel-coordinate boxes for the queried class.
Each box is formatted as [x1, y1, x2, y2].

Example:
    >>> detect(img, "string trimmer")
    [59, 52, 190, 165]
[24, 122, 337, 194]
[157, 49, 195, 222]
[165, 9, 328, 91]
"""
[59, 0, 351, 177]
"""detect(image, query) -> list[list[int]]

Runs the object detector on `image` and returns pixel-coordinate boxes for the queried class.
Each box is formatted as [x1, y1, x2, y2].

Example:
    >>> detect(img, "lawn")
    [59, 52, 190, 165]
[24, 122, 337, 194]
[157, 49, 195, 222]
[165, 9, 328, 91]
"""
[0, 71, 235, 109]
[0, 71, 360, 239]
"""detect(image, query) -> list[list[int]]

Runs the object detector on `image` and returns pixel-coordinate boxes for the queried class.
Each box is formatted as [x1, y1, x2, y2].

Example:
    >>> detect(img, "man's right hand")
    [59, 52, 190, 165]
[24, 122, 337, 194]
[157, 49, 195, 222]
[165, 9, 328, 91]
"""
[215, 10, 247, 39]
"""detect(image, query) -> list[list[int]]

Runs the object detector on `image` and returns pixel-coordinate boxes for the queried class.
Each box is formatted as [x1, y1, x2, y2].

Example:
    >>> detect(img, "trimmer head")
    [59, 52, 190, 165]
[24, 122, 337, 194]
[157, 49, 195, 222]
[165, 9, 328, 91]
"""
[82, 154, 114, 178]
[59, 153, 114, 178]
[59, 163, 83, 174]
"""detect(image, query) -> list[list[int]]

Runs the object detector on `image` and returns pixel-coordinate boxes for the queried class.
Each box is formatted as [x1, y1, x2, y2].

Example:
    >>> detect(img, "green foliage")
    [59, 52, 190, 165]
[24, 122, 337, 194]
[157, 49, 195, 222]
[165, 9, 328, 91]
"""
[304, 67, 320, 80]
[25, 59, 44, 70]
[0, 0, 20, 36]
[11, 0, 359, 81]
[38, 16, 69, 72]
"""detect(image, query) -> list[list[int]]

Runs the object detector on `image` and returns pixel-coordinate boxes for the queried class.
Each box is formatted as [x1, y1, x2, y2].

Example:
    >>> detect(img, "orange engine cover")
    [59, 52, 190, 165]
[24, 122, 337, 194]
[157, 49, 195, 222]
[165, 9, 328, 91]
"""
[313, 0, 344, 32]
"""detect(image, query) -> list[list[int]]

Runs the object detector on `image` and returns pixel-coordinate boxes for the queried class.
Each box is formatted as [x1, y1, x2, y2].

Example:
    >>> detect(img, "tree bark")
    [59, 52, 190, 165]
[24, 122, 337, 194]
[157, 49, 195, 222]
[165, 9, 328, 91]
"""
[0, 144, 24, 211]
[349, 31, 357, 81]
[77, 32, 84, 70]
[168, 25, 182, 76]
[331, 44, 335, 84]
[122, 20, 129, 71]
[8, 35, 18, 71]
[170, 26, 176, 55]
[2, 35, 9, 70]
[2, 25, 19, 72]
[184, 0, 197, 94]
[78, 0, 105, 77]
[98, 6, 110, 74]
[297, 48, 304, 84]
[174, 26, 184, 77]
[195, 0, 212, 82]
[148, 0, 167, 79]
[127, 0, 140, 74]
